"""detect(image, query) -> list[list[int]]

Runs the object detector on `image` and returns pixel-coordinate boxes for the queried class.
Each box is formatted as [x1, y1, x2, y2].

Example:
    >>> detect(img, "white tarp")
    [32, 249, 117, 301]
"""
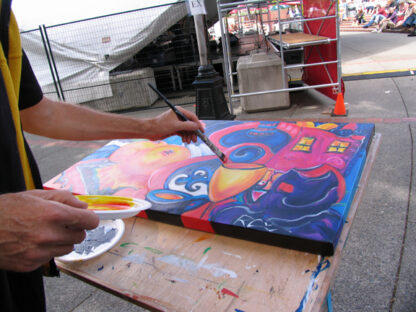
[20, 2, 188, 103]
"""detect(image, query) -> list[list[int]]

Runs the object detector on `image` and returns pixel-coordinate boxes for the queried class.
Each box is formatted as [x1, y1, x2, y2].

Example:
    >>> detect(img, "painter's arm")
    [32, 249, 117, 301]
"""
[20, 96, 203, 143]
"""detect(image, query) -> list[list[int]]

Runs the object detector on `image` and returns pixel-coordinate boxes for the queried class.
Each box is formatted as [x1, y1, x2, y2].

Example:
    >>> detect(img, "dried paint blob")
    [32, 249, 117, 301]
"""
[57, 219, 125, 262]
[74, 226, 117, 255]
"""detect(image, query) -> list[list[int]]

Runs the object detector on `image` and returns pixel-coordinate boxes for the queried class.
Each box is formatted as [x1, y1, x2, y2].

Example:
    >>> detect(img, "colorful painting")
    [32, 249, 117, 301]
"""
[44, 120, 374, 255]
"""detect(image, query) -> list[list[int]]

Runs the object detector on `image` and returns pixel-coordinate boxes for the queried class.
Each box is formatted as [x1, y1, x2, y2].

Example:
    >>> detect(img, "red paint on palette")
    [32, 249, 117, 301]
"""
[88, 203, 130, 211]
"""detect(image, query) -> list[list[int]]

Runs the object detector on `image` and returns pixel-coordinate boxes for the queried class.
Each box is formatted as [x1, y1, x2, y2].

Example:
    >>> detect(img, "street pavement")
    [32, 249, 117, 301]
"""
[26, 31, 416, 311]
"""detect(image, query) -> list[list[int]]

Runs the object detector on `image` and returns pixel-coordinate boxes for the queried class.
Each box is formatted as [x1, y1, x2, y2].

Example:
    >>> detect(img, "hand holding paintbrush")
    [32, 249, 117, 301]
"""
[148, 83, 226, 162]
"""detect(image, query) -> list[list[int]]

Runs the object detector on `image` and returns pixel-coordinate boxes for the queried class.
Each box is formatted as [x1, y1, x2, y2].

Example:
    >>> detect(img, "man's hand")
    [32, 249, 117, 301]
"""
[145, 106, 205, 144]
[0, 190, 99, 272]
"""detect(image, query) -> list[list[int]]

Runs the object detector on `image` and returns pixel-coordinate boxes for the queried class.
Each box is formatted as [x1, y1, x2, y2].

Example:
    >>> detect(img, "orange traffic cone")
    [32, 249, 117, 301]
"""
[331, 92, 348, 117]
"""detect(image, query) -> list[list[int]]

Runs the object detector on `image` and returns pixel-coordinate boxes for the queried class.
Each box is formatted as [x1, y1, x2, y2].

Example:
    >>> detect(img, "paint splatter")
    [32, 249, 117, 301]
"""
[223, 251, 242, 259]
[97, 265, 104, 271]
[144, 247, 163, 254]
[194, 234, 212, 243]
[296, 258, 331, 312]
[235, 309, 245, 312]
[120, 242, 138, 247]
[157, 254, 238, 278]
[221, 288, 239, 298]
[123, 253, 147, 265]
[203, 247, 212, 255]
[171, 277, 189, 284]
[217, 280, 227, 289]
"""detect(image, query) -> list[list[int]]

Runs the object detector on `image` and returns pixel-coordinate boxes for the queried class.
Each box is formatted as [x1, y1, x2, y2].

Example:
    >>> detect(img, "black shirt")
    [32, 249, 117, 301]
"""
[0, 0, 48, 311]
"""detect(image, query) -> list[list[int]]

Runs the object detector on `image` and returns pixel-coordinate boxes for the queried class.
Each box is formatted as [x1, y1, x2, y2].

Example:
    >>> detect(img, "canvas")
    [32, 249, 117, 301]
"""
[44, 120, 375, 255]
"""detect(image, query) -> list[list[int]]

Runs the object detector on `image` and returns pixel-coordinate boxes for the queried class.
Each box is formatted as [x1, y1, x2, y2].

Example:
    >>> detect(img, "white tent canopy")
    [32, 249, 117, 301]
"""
[18, 1, 188, 103]
[13, 0, 181, 30]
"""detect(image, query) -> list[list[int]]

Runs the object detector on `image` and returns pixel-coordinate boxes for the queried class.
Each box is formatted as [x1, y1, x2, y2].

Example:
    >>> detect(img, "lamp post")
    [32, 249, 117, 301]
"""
[190, 1, 235, 120]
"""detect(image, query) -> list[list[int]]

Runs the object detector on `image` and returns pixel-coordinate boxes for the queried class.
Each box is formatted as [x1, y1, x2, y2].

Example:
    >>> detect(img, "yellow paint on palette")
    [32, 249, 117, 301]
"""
[76, 195, 135, 211]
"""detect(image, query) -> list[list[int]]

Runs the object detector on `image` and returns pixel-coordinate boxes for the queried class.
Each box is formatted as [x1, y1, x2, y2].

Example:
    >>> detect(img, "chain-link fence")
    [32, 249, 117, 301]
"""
[21, 1, 211, 112]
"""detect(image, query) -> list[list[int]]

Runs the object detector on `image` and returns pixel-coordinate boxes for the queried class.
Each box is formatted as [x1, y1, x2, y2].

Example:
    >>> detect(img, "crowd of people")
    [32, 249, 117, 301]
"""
[342, 0, 416, 36]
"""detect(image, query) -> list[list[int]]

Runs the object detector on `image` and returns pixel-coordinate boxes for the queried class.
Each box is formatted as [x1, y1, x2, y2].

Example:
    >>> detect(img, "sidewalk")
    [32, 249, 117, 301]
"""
[341, 31, 416, 75]
[29, 31, 416, 311]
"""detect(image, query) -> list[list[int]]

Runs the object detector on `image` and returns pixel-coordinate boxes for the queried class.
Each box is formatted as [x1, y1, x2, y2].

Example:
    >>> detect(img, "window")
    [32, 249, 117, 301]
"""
[292, 137, 315, 152]
[328, 140, 350, 153]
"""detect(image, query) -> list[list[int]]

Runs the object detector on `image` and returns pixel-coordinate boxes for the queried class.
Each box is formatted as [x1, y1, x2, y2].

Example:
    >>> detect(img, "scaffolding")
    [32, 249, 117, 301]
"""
[216, 0, 343, 109]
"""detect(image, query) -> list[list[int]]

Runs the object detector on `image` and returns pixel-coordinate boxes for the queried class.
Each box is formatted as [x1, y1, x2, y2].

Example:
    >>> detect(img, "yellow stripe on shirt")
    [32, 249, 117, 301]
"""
[0, 10, 35, 190]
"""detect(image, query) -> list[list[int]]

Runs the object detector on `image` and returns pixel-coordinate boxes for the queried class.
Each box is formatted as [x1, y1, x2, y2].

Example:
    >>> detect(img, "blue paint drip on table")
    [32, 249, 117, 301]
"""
[296, 258, 331, 312]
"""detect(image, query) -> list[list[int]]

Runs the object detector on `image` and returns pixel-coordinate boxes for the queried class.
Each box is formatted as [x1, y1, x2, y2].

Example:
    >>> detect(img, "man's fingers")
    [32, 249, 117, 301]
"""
[28, 189, 87, 209]
[38, 226, 87, 246]
[178, 131, 195, 144]
[62, 208, 99, 230]
[176, 106, 204, 132]
[48, 245, 77, 257]
[177, 120, 200, 133]
[24, 244, 76, 266]
[47, 201, 99, 230]
[33, 190, 99, 230]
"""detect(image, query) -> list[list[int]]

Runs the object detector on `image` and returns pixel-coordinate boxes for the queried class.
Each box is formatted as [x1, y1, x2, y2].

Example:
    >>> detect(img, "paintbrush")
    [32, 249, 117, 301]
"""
[148, 83, 226, 162]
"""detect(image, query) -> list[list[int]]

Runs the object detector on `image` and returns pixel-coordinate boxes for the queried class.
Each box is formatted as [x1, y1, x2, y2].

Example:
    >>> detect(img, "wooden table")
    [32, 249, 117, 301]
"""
[57, 134, 380, 312]
[268, 32, 331, 49]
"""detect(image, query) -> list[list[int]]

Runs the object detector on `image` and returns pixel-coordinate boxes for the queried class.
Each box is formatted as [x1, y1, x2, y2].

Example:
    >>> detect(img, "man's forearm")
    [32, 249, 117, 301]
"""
[20, 96, 202, 143]
[20, 96, 154, 141]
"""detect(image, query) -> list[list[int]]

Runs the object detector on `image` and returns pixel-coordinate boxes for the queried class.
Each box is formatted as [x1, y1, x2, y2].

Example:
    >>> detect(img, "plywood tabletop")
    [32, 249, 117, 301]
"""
[58, 217, 326, 311]
[270, 32, 329, 44]
[57, 134, 380, 312]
